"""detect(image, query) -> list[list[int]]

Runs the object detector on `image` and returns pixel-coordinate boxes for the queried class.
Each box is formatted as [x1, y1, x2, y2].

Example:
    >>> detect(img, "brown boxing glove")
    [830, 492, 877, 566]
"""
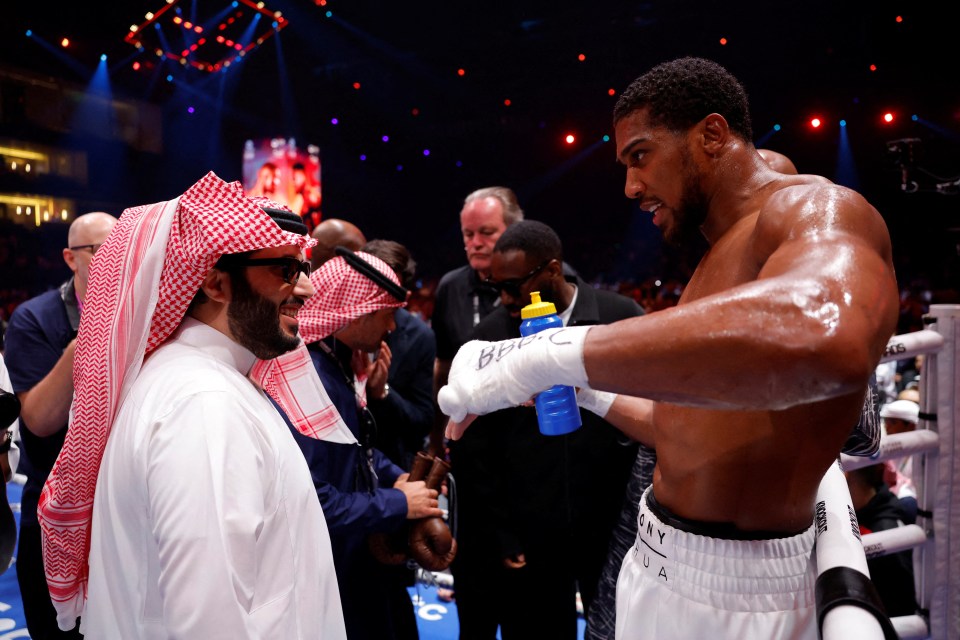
[368, 451, 435, 565]
[407, 456, 458, 571]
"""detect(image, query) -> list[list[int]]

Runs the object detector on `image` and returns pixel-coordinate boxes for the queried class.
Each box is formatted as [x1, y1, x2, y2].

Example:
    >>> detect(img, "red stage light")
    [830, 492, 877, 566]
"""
[133, 61, 141, 71]
[565, 134, 576, 144]
[883, 112, 895, 124]
[578, 53, 586, 61]
[125, 0, 288, 74]
[504, 99, 511, 106]
[896, 15, 903, 23]
[607, 88, 615, 96]
[61, 38, 70, 48]
[870, 64, 877, 71]
[719, 37, 728, 45]
[810, 118, 822, 128]
[353, 82, 361, 90]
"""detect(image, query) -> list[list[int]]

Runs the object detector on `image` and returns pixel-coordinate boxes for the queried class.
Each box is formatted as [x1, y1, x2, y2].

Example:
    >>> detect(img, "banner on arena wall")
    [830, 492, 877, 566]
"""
[242, 138, 322, 231]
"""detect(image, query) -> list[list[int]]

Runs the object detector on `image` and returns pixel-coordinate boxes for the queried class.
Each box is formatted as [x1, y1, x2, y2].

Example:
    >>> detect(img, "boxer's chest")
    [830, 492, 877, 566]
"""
[680, 215, 765, 302]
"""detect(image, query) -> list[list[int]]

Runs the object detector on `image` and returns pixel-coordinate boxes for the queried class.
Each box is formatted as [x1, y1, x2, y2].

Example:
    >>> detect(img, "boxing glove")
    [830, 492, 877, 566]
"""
[368, 451, 435, 565]
[407, 456, 457, 571]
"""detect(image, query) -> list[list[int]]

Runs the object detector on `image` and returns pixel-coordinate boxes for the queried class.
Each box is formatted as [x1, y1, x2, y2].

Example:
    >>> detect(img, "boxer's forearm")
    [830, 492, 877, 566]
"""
[582, 261, 896, 410]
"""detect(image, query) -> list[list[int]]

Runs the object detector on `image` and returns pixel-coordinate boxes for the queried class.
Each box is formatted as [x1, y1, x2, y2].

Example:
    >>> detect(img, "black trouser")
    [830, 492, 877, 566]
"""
[16, 522, 84, 639]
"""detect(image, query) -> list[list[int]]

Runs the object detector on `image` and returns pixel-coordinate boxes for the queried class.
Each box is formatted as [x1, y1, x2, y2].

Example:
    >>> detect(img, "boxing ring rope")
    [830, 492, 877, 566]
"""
[820, 305, 960, 640]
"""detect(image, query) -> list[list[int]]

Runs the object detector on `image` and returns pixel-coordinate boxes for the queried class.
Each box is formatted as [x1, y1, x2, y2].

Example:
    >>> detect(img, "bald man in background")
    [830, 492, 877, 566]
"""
[310, 218, 367, 270]
[4, 211, 116, 638]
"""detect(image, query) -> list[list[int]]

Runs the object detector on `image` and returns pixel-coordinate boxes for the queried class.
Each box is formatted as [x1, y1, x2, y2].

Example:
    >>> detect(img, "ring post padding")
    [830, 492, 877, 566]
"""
[923, 304, 960, 639]
[815, 460, 893, 639]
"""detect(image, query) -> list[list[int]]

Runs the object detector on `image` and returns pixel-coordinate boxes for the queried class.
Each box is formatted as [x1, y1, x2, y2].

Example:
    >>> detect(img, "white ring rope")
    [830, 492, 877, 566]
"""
[880, 330, 944, 364]
[891, 614, 929, 639]
[843, 305, 960, 640]
[861, 525, 927, 559]
[817, 326, 950, 640]
[841, 430, 940, 472]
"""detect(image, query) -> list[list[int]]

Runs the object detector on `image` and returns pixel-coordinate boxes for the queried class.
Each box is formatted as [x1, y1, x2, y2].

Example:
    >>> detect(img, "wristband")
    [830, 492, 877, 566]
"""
[576, 388, 617, 418]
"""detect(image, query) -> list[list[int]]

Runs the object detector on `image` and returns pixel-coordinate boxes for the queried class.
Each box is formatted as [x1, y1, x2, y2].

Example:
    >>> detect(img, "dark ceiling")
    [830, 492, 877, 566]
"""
[2, 1, 958, 285]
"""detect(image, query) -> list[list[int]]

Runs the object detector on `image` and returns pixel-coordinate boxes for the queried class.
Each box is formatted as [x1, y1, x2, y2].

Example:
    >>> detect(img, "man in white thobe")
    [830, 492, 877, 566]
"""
[39, 172, 353, 638]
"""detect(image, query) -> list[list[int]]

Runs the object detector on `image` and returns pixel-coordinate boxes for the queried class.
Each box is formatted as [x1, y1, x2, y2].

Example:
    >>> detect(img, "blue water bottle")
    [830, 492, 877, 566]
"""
[519, 291, 582, 436]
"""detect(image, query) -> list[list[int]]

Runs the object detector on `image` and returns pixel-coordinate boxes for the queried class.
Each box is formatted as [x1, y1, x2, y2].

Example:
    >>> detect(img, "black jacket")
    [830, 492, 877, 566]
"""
[450, 277, 642, 560]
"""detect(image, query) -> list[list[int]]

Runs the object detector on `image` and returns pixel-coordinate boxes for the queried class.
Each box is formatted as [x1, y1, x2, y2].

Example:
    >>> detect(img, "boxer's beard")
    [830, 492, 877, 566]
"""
[228, 272, 300, 360]
[663, 148, 709, 247]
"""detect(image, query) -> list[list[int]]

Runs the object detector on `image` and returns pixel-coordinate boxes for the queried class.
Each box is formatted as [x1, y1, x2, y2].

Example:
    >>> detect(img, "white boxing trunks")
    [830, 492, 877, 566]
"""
[615, 487, 818, 640]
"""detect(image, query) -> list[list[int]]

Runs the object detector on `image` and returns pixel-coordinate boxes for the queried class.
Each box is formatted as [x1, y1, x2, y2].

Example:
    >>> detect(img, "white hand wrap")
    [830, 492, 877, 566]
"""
[576, 388, 617, 419]
[438, 326, 592, 422]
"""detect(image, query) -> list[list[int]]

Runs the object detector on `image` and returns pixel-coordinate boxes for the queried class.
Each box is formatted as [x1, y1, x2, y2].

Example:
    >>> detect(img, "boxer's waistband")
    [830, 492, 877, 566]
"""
[647, 489, 809, 540]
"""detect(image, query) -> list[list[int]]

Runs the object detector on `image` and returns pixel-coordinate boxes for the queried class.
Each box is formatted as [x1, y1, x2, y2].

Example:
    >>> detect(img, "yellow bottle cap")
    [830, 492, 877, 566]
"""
[521, 291, 557, 319]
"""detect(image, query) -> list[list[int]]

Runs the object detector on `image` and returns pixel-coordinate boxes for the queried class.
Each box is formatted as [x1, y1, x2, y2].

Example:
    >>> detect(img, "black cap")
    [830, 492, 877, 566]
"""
[262, 206, 308, 235]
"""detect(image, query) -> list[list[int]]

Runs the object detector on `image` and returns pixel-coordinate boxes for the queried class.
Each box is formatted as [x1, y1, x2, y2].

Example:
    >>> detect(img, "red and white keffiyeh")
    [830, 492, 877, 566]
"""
[299, 251, 407, 344]
[36, 172, 351, 630]
[253, 252, 407, 413]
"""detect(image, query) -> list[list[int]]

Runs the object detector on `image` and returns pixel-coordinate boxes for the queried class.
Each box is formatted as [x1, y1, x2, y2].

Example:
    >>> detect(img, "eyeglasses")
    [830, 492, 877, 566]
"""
[485, 260, 551, 297]
[69, 243, 103, 255]
[223, 256, 312, 285]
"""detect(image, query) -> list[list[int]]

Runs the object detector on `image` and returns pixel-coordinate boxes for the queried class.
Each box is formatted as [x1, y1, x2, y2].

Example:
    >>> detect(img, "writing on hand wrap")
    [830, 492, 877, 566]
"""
[475, 329, 575, 370]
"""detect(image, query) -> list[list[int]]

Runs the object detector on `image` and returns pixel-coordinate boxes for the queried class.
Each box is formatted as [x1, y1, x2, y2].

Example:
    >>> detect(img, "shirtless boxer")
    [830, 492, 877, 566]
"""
[439, 57, 899, 638]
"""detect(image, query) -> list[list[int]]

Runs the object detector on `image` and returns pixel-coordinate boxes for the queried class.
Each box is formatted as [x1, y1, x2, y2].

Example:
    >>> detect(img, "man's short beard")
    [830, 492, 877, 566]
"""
[227, 271, 300, 360]
[663, 148, 709, 247]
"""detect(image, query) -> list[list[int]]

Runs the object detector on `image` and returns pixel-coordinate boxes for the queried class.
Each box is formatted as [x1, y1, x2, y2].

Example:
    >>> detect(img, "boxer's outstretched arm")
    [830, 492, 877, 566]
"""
[439, 184, 899, 424]
[583, 185, 899, 410]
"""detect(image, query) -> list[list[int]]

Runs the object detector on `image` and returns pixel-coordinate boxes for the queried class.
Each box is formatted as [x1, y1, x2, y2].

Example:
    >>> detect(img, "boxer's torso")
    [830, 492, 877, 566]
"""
[652, 176, 867, 533]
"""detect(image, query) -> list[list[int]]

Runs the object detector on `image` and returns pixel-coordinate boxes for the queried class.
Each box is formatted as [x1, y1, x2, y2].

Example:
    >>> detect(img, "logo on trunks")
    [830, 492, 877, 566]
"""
[633, 511, 669, 582]
[475, 329, 575, 370]
[814, 500, 827, 537]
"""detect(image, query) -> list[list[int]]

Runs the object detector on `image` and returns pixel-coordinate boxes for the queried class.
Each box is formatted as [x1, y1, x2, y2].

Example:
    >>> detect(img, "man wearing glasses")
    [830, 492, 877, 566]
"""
[449, 220, 643, 639]
[3, 210, 115, 639]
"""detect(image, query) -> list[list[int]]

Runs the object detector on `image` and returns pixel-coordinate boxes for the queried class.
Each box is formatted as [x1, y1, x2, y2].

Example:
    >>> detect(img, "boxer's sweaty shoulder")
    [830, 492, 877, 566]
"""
[653, 176, 892, 533]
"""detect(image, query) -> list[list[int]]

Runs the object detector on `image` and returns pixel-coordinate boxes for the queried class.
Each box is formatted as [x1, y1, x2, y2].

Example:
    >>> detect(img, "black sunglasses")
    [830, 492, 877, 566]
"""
[69, 243, 103, 255]
[485, 260, 550, 297]
[222, 256, 312, 285]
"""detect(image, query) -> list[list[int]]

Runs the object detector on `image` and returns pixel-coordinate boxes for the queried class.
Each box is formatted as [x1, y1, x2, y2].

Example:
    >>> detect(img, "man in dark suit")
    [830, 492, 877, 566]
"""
[449, 220, 643, 639]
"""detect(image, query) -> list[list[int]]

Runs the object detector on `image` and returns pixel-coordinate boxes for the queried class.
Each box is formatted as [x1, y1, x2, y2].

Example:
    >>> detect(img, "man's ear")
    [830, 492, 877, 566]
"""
[62, 248, 78, 273]
[199, 268, 232, 304]
[700, 113, 730, 156]
[546, 258, 564, 279]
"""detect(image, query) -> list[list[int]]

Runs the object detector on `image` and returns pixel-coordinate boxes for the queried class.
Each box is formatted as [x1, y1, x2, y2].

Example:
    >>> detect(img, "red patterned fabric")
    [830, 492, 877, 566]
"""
[249, 344, 356, 442]
[299, 252, 406, 344]
[36, 172, 323, 629]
